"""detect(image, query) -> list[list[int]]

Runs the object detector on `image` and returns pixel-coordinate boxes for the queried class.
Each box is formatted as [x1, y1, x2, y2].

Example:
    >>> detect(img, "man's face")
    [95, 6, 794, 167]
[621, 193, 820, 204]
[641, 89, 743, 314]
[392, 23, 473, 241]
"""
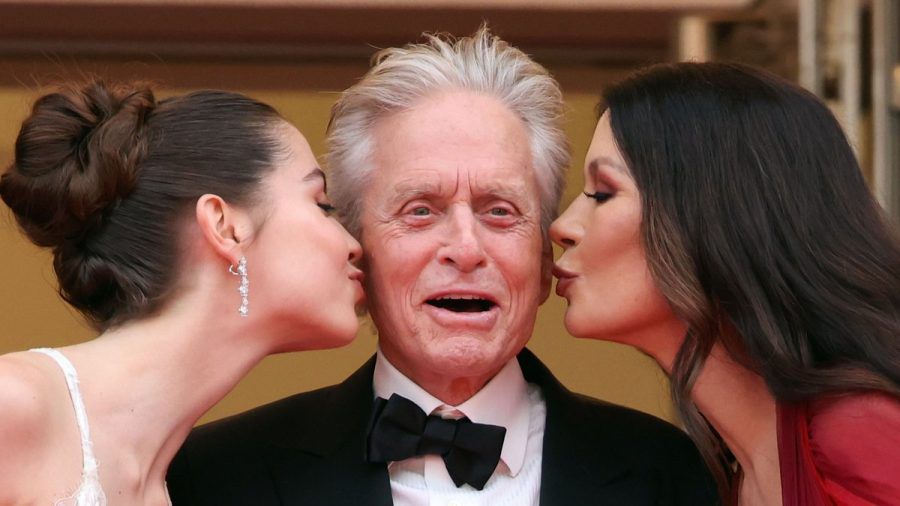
[360, 91, 548, 389]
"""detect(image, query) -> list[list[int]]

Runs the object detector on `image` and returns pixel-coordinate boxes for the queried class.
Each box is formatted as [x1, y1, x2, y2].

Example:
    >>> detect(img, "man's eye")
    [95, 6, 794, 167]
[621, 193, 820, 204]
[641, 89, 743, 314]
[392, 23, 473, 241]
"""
[410, 207, 431, 216]
[318, 203, 336, 214]
[489, 207, 510, 216]
[584, 191, 613, 203]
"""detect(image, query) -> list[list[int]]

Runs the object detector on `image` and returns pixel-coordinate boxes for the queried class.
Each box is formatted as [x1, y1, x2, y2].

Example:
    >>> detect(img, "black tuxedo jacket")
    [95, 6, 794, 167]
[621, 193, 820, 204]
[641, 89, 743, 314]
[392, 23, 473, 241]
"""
[167, 349, 717, 505]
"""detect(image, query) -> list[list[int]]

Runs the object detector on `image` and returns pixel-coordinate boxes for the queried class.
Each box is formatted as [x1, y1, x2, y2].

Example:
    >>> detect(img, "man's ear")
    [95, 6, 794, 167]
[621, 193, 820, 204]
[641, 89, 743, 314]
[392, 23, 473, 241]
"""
[539, 235, 553, 304]
[195, 194, 251, 266]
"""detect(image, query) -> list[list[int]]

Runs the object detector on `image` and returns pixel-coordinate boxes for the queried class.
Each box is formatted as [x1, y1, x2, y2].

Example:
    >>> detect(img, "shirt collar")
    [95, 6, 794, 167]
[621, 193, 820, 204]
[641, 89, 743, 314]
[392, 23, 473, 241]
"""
[373, 349, 531, 476]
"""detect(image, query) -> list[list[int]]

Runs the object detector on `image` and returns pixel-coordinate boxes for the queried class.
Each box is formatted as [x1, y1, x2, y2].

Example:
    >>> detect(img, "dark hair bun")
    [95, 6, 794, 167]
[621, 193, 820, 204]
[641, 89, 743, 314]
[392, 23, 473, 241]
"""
[0, 80, 155, 249]
[2, 83, 281, 329]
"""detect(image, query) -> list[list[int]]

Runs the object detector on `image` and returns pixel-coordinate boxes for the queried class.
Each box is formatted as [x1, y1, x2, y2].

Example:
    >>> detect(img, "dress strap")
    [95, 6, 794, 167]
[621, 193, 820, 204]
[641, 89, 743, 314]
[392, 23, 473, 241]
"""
[30, 348, 104, 492]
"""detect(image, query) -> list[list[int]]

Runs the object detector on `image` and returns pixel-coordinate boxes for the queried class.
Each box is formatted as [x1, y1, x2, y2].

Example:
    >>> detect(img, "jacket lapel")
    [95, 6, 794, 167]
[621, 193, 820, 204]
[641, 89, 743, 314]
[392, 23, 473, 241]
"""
[518, 349, 652, 505]
[266, 356, 394, 506]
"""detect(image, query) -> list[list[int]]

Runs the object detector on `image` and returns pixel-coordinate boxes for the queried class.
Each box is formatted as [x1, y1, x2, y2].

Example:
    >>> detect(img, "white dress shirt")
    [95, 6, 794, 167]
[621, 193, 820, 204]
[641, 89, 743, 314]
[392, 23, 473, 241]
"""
[373, 350, 546, 506]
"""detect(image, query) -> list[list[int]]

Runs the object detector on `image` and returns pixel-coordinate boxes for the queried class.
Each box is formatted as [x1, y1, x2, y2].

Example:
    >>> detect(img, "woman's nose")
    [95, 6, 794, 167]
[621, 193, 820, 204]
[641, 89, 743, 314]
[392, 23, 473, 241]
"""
[549, 203, 582, 250]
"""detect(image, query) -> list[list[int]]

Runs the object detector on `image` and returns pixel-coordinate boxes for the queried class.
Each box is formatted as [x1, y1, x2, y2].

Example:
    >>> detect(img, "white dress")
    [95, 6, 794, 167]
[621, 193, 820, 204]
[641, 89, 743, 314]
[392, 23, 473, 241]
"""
[31, 348, 107, 506]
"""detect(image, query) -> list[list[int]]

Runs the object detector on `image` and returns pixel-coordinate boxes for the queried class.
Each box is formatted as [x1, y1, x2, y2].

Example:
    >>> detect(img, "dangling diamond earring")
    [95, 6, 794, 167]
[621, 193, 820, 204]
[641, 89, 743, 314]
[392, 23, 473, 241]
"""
[228, 256, 249, 317]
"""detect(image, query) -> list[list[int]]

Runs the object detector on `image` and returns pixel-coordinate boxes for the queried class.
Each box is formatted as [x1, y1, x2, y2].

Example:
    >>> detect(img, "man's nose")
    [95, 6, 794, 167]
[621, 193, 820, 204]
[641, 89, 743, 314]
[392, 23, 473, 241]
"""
[437, 205, 487, 273]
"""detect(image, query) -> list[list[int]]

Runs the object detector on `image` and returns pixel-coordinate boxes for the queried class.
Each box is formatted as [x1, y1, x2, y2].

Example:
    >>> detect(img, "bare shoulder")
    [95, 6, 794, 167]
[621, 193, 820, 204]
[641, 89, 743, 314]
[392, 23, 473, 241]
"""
[0, 351, 58, 427]
[0, 352, 61, 483]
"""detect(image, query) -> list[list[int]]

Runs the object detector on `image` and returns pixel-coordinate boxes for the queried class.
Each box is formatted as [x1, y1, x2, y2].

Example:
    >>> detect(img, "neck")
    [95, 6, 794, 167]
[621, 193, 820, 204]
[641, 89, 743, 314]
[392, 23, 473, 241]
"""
[378, 347, 505, 406]
[404, 367, 498, 406]
[420, 375, 493, 406]
[60, 296, 272, 500]
[595, 318, 783, 505]
[690, 345, 782, 505]
[613, 317, 688, 374]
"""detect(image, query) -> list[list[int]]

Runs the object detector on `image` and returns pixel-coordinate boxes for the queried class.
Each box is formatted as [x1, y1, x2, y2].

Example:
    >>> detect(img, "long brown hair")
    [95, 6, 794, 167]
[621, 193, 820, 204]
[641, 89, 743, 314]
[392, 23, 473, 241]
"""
[602, 62, 900, 500]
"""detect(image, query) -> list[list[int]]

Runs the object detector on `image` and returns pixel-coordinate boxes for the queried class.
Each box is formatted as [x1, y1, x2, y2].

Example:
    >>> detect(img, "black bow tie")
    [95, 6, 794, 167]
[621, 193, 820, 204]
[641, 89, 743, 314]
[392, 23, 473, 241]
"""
[366, 393, 507, 490]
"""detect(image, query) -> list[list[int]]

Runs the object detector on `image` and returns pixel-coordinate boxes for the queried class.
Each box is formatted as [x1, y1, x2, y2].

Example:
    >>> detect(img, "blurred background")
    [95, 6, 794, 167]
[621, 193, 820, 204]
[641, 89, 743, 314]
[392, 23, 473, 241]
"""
[1, 0, 898, 424]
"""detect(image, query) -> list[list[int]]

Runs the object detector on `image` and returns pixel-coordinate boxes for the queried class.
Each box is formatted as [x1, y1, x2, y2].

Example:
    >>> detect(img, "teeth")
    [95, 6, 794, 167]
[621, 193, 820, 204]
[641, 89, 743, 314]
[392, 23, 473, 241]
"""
[436, 295, 484, 301]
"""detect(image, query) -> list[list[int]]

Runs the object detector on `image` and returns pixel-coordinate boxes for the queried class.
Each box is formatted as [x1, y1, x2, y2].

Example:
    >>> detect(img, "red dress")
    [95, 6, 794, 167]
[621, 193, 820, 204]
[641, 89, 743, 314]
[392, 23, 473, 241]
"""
[778, 392, 900, 505]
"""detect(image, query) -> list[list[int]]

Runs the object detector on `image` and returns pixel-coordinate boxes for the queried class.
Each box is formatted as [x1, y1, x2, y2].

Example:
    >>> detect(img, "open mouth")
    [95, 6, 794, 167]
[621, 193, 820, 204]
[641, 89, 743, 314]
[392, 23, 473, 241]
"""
[426, 296, 496, 313]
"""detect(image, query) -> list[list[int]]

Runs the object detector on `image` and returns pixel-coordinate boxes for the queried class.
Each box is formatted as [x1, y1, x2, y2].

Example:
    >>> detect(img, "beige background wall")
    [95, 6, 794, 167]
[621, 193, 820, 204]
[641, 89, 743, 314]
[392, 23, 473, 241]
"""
[0, 56, 675, 424]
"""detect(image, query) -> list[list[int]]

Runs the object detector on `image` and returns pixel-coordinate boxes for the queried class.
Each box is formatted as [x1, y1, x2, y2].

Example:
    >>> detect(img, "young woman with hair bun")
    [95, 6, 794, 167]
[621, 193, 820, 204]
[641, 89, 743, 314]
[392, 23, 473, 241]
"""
[0, 81, 365, 505]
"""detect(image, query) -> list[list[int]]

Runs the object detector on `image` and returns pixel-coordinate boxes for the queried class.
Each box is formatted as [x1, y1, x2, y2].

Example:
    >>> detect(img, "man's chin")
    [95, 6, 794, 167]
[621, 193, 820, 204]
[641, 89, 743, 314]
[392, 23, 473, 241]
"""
[422, 337, 516, 376]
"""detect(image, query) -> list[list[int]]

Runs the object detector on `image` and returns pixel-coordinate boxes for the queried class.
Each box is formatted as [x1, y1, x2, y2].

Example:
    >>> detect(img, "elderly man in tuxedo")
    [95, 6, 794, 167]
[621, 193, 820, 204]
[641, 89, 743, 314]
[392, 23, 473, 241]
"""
[167, 27, 716, 505]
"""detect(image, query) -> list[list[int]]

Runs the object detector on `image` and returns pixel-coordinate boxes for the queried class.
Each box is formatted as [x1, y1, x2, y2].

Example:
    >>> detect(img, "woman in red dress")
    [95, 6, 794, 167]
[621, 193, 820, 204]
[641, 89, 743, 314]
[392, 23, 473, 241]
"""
[550, 62, 900, 505]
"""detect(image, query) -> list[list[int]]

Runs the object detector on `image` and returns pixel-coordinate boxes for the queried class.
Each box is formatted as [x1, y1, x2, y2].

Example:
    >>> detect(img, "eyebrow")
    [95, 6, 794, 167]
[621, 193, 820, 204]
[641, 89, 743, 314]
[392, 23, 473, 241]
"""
[387, 179, 444, 204]
[587, 156, 628, 180]
[303, 167, 327, 192]
[474, 181, 531, 205]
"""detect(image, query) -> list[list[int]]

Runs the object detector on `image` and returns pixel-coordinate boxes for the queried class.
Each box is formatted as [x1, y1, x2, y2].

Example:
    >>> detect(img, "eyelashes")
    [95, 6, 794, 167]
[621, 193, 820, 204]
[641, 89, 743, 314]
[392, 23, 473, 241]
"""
[583, 191, 612, 203]
[317, 203, 336, 214]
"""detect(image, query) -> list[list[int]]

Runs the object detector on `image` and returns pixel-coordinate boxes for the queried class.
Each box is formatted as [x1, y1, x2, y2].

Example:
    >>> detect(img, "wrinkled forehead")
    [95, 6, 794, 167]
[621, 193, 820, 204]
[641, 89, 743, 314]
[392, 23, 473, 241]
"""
[358, 91, 545, 223]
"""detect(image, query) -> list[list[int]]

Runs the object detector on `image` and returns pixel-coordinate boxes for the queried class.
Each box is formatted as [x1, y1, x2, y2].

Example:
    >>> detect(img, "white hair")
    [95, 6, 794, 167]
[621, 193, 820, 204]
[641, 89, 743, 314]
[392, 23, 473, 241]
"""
[326, 26, 570, 236]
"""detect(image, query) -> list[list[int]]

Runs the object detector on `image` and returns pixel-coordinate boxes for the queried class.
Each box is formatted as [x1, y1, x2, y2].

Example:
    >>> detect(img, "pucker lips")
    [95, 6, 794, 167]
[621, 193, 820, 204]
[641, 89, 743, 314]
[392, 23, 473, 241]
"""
[427, 295, 495, 313]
